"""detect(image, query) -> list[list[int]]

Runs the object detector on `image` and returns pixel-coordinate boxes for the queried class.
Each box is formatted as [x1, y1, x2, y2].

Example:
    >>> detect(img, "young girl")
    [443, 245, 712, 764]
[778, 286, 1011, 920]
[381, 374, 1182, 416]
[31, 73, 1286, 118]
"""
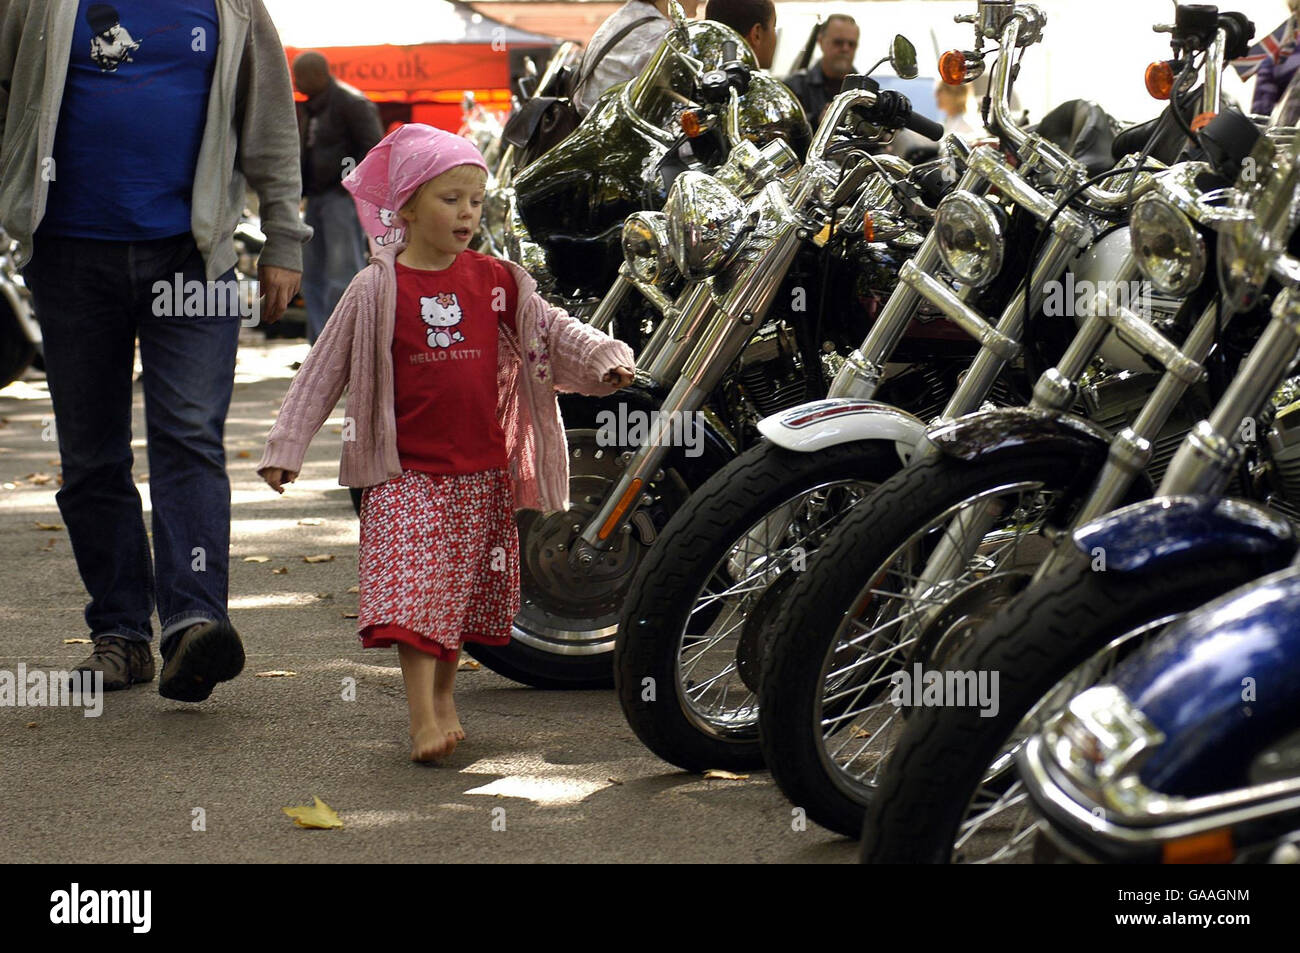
[257, 125, 635, 762]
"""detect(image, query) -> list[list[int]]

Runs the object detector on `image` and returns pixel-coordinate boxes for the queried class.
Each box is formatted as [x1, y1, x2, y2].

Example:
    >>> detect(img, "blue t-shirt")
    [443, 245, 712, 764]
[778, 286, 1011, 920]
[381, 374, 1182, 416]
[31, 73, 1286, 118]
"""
[40, 1, 219, 240]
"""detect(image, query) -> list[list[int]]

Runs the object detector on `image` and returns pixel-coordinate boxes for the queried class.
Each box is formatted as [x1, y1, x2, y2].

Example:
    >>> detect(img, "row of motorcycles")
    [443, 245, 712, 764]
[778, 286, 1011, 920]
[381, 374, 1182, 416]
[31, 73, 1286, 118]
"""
[439, 0, 1300, 863]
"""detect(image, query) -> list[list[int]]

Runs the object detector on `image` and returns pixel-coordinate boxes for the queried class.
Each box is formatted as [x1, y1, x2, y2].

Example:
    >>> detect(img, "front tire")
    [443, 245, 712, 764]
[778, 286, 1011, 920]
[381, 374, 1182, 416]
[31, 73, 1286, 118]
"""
[615, 439, 898, 771]
[860, 551, 1286, 863]
[759, 447, 1106, 837]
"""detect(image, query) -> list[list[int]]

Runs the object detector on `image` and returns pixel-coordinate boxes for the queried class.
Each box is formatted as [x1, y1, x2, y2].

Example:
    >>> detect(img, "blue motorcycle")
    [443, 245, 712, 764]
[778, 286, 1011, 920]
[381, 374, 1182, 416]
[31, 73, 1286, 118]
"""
[1018, 564, 1300, 864]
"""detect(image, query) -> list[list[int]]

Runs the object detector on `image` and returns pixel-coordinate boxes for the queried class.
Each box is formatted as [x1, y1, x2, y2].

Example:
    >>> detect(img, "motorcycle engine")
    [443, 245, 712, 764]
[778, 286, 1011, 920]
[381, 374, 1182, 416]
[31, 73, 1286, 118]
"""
[733, 320, 813, 421]
[1263, 382, 1300, 523]
[1080, 365, 1204, 489]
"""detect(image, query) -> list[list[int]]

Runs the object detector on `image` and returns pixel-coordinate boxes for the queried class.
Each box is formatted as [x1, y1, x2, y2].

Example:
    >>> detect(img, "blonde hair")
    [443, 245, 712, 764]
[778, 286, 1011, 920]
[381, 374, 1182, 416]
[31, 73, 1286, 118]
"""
[399, 163, 488, 214]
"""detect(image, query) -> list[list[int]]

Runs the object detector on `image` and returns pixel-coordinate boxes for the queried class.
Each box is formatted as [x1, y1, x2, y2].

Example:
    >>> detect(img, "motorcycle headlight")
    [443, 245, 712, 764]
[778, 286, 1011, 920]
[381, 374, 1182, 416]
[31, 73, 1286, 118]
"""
[663, 170, 749, 280]
[621, 212, 676, 285]
[1131, 194, 1205, 297]
[935, 190, 1005, 288]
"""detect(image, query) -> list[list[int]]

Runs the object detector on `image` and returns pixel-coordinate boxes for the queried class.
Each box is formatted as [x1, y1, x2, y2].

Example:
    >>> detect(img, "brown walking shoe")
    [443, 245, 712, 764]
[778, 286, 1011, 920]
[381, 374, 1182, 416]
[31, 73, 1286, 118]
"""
[72, 636, 156, 691]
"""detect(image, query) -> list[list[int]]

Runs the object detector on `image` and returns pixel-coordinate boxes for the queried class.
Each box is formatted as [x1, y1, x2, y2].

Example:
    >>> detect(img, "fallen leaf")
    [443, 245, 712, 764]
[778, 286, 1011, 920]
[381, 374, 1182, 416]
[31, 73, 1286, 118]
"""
[243, 555, 272, 563]
[48, 459, 60, 466]
[340, 610, 358, 619]
[703, 769, 749, 781]
[852, 727, 870, 739]
[237, 450, 251, 459]
[255, 670, 298, 678]
[272, 567, 289, 575]
[298, 518, 324, 526]
[457, 658, 480, 671]
[25, 722, 37, 729]
[33, 522, 63, 531]
[43, 538, 56, 550]
[26, 472, 52, 485]
[282, 796, 343, 830]
[303, 554, 334, 564]
[314, 592, 333, 599]
[346, 585, 359, 594]
[62, 638, 92, 645]
[607, 777, 624, 786]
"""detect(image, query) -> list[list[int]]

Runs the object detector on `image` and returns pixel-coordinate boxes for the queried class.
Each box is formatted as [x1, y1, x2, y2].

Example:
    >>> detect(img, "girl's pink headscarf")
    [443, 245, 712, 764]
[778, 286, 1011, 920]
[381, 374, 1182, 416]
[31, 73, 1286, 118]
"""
[341, 123, 488, 246]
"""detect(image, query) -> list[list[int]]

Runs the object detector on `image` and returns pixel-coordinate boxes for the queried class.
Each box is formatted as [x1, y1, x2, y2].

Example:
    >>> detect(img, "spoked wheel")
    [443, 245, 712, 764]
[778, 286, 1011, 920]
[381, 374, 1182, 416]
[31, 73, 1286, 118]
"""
[860, 550, 1288, 863]
[616, 441, 898, 771]
[467, 398, 694, 689]
[760, 449, 1102, 837]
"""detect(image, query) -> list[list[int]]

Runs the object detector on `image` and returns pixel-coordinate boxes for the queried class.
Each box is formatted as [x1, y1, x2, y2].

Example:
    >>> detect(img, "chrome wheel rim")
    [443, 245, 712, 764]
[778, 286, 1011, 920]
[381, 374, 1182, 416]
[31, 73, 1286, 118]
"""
[813, 481, 1061, 801]
[675, 479, 875, 739]
[951, 617, 1176, 864]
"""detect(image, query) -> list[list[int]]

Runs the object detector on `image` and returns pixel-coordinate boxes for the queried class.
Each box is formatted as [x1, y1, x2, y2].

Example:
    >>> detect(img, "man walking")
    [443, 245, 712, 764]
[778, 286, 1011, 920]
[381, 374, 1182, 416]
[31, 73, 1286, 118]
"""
[783, 13, 860, 124]
[291, 51, 382, 344]
[0, 0, 312, 701]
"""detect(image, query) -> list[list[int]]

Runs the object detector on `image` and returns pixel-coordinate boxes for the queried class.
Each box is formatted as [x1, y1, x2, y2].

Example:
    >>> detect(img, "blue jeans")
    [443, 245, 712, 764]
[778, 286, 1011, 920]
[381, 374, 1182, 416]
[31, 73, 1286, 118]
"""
[22, 232, 240, 653]
[302, 187, 367, 344]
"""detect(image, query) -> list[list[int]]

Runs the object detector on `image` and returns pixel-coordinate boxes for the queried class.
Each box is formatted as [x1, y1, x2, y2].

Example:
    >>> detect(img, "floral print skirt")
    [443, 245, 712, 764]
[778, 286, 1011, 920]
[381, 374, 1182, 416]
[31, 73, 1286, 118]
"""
[358, 468, 520, 660]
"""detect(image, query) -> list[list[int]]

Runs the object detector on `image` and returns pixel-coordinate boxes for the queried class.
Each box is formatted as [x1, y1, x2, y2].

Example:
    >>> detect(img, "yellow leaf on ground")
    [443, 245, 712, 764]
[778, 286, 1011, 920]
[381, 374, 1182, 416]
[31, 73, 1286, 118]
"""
[272, 567, 289, 575]
[26, 473, 52, 485]
[243, 555, 272, 563]
[703, 769, 749, 781]
[457, 658, 480, 670]
[62, 638, 92, 644]
[303, 554, 334, 563]
[282, 796, 343, 830]
[340, 611, 358, 619]
[25, 722, 37, 729]
[346, 586, 359, 594]
[255, 670, 298, 678]
[33, 522, 63, 531]
[607, 777, 624, 785]
[298, 518, 324, 526]
[236, 450, 251, 459]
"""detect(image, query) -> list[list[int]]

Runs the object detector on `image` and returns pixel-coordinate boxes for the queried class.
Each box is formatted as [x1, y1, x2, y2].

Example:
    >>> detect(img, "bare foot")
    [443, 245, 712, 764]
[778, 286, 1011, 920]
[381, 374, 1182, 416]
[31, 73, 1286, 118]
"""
[410, 718, 457, 762]
[434, 695, 465, 741]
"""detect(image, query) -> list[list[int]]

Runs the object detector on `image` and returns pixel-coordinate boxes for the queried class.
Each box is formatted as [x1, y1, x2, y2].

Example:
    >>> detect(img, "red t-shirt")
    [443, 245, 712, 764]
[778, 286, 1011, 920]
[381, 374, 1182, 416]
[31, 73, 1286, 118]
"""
[392, 251, 519, 475]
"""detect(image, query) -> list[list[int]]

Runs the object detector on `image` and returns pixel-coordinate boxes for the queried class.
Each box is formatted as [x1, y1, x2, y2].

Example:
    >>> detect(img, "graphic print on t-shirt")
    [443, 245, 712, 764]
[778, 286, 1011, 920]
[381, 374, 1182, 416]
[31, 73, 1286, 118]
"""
[420, 293, 467, 349]
[87, 4, 141, 72]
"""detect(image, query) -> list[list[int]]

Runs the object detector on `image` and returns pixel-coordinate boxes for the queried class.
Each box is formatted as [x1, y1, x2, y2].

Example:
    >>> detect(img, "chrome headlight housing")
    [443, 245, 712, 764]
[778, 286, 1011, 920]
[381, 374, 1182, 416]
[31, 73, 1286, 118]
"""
[1043, 684, 1166, 813]
[621, 212, 676, 285]
[663, 170, 749, 280]
[935, 190, 1005, 288]
[1131, 193, 1206, 297]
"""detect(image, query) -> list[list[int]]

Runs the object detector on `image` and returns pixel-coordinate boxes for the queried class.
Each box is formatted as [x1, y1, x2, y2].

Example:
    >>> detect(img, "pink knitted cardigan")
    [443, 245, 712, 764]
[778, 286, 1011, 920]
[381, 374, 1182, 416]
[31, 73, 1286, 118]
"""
[256, 241, 635, 513]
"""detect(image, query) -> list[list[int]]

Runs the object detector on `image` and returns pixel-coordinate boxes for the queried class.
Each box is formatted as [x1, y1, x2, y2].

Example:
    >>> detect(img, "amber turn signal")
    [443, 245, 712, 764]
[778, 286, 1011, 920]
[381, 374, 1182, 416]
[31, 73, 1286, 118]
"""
[1146, 60, 1175, 101]
[939, 50, 969, 86]
[862, 211, 876, 242]
[680, 111, 704, 138]
[1191, 111, 1217, 132]
[1162, 829, 1234, 864]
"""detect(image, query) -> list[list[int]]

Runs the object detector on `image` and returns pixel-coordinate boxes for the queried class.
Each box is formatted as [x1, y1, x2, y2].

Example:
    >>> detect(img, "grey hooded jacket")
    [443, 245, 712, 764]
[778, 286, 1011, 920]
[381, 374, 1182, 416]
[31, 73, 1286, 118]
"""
[0, 0, 312, 279]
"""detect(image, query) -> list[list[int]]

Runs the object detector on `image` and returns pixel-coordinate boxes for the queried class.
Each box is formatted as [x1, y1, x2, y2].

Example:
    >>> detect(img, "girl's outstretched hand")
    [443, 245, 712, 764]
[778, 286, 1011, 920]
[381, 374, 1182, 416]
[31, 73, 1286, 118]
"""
[603, 365, 635, 388]
[262, 467, 299, 494]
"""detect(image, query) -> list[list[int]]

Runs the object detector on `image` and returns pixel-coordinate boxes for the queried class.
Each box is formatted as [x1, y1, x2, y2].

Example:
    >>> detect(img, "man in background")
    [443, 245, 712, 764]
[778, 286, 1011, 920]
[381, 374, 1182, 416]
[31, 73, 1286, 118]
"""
[705, 0, 777, 69]
[292, 51, 383, 344]
[783, 13, 859, 123]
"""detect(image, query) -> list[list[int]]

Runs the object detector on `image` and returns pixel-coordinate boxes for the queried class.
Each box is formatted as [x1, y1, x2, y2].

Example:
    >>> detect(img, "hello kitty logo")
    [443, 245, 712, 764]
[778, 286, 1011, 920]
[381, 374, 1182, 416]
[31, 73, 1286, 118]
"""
[374, 208, 404, 247]
[421, 293, 465, 349]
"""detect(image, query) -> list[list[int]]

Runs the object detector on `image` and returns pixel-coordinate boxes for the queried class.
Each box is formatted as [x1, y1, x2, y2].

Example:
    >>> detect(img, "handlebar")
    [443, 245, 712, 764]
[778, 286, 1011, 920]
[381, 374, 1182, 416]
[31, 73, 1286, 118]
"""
[905, 110, 945, 141]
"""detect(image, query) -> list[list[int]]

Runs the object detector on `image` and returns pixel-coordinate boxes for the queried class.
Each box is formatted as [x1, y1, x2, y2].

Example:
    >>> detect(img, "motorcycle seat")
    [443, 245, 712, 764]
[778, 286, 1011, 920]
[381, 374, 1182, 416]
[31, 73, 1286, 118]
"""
[1032, 99, 1119, 178]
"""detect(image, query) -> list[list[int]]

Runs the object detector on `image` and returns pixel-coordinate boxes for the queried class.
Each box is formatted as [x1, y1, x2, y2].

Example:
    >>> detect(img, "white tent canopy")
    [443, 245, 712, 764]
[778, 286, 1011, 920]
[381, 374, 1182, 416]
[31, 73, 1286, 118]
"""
[262, 0, 557, 48]
[772, 0, 1286, 123]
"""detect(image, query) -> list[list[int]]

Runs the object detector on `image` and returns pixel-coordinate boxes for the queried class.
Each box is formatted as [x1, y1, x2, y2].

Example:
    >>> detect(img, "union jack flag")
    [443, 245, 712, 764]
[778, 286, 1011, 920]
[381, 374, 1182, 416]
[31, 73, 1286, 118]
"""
[1233, 18, 1297, 80]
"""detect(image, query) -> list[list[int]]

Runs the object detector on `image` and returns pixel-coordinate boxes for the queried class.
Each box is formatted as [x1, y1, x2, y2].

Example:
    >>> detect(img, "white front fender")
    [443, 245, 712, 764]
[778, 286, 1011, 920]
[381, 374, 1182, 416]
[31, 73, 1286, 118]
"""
[757, 399, 928, 464]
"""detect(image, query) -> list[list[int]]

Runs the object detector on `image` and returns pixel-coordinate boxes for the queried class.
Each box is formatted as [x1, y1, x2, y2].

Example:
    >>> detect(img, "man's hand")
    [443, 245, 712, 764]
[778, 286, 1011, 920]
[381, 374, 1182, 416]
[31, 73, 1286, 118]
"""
[603, 365, 635, 388]
[260, 467, 298, 494]
[258, 265, 301, 324]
